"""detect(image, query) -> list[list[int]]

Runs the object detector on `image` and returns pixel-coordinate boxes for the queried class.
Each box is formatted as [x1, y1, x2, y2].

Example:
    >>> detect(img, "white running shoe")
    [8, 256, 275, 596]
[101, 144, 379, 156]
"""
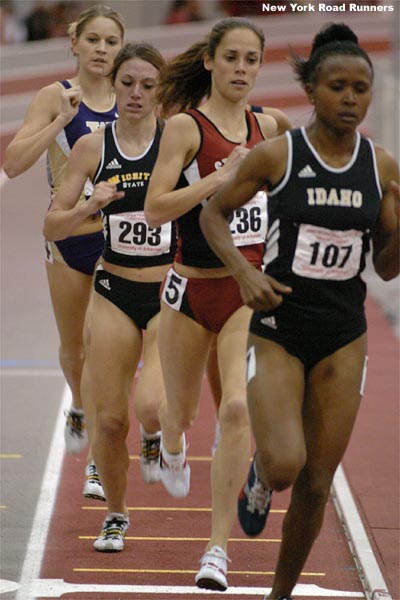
[211, 419, 221, 456]
[139, 425, 161, 484]
[195, 545, 230, 591]
[64, 407, 88, 454]
[159, 434, 190, 498]
[83, 463, 105, 502]
[93, 512, 130, 552]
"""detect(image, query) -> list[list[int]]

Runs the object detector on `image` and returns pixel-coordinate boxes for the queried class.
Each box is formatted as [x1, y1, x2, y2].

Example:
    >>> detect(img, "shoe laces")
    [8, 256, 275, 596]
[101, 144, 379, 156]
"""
[246, 478, 271, 515]
[141, 435, 161, 463]
[65, 410, 85, 436]
[87, 464, 100, 482]
[161, 450, 187, 472]
[200, 546, 231, 569]
[101, 513, 129, 539]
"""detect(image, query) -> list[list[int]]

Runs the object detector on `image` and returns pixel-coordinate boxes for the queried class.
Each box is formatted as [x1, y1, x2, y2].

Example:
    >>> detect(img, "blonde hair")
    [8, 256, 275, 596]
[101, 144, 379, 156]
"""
[68, 4, 125, 40]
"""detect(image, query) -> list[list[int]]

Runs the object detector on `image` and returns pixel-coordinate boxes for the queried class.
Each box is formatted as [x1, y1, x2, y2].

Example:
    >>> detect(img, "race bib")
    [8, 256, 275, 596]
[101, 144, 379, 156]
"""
[230, 191, 267, 247]
[109, 211, 171, 256]
[161, 269, 188, 310]
[292, 224, 363, 280]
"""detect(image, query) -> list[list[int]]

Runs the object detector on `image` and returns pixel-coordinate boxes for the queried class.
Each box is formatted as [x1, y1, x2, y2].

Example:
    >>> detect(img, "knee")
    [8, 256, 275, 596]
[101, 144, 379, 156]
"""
[219, 394, 249, 431]
[163, 402, 197, 432]
[176, 408, 197, 431]
[137, 398, 161, 432]
[59, 344, 85, 364]
[96, 412, 129, 441]
[82, 320, 92, 351]
[298, 470, 332, 510]
[259, 446, 306, 491]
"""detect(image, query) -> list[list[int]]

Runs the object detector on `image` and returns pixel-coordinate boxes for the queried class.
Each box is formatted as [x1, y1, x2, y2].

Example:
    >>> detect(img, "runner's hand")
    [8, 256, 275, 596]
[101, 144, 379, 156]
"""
[59, 85, 83, 124]
[236, 267, 292, 311]
[87, 181, 125, 213]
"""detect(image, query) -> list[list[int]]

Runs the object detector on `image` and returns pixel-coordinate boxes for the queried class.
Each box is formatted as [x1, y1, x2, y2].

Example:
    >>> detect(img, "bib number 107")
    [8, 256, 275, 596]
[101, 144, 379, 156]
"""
[292, 224, 363, 281]
[309, 241, 352, 269]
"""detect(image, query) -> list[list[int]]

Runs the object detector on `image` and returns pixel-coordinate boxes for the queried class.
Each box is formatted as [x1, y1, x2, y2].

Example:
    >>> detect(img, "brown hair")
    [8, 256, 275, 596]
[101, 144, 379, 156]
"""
[157, 17, 265, 117]
[110, 43, 165, 83]
[68, 4, 125, 40]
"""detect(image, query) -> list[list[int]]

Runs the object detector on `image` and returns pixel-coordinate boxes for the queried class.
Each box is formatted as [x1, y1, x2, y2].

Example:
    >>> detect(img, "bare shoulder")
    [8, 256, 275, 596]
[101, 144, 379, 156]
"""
[374, 143, 399, 189]
[261, 106, 292, 134]
[259, 133, 289, 158]
[164, 112, 200, 136]
[254, 112, 279, 138]
[251, 134, 289, 184]
[162, 112, 201, 158]
[36, 81, 64, 103]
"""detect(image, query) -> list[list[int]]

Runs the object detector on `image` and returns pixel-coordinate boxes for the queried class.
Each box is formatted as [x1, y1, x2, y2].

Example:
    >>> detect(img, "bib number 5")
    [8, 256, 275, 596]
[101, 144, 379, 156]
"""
[161, 269, 188, 310]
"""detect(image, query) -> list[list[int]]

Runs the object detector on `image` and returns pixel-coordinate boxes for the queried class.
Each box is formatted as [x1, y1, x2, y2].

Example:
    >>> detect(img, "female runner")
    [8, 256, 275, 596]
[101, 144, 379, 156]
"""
[145, 17, 279, 590]
[200, 23, 399, 599]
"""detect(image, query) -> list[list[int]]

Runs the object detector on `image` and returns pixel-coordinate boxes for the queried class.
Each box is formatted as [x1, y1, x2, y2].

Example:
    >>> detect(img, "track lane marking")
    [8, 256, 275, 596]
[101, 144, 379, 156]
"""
[15, 386, 71, 600]
[78, 535, 281, 542]
[24, 580, 367, 597]
[73, 568, 324, 576]
[0, 454, 22, 458]
[80, 506, 286, 513]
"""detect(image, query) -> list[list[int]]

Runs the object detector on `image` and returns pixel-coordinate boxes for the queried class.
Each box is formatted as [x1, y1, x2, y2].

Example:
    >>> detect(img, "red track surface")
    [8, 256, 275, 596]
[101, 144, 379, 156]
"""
[38, 385, 366, 599]
[32, 295, 399, 599]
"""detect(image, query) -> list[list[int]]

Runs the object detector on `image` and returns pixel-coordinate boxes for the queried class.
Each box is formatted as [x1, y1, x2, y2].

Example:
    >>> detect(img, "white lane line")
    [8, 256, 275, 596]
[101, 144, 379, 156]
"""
[27, 580, 364, 598]
[0, 369, 63, 377]
[332, 465, 392, 600]
[0, 168, 9, 188]
[15, 385, 71, 600]
[0, 579, 19, 593]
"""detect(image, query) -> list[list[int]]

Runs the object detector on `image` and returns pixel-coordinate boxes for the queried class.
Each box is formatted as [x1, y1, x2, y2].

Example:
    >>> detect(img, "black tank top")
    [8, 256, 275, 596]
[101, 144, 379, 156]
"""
[265, 127, 382, 319]
[94, 120, 176, 268]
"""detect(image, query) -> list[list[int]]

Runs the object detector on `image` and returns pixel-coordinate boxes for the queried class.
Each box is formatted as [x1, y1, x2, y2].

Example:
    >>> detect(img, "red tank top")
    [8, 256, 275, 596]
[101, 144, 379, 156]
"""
[175, 108, 267, 268]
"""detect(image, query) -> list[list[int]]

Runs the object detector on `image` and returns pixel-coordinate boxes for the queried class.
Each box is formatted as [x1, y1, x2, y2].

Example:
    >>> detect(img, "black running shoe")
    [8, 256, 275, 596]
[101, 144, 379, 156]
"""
[262, 596, 293, 600]
[238, 455, 272, 536]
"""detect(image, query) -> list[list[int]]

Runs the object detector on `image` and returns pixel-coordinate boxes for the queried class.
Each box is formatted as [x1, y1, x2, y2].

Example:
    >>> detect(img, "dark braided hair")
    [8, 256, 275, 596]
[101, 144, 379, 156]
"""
[291, 23, 374, 88]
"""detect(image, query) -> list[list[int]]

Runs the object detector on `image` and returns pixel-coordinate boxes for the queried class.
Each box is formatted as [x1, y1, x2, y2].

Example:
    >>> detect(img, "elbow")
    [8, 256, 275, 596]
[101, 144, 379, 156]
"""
[144, 206, 163, 229]
[373, 260, 399, 282]
[42, 220, 57, 242]
[373, 250, 399, 282]
[2, 161, 19, 179]
[3, 150, 27, 178]
[377, 269, 399, 282]
[199, 206, 209, 236]
[42, 227, 54, 242]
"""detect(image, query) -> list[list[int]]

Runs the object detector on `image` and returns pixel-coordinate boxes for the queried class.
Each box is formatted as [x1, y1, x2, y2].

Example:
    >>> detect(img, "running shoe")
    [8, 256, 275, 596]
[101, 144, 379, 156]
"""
[238, 455, 272, 536]
[211, 419, 221, 456]
[159, 434, 190, 498]
[83, 463, 105, 502]
[64, 407, 88, 454]
[139, 425, 161, 484]
[263, 597, 293, 600]
[93, 512, 130, 552]
[195, 545, 230, 591]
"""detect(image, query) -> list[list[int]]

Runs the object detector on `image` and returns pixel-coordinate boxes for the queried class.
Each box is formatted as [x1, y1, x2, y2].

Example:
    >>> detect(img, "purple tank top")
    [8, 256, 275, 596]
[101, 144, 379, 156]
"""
[60, 80, 118, 148]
